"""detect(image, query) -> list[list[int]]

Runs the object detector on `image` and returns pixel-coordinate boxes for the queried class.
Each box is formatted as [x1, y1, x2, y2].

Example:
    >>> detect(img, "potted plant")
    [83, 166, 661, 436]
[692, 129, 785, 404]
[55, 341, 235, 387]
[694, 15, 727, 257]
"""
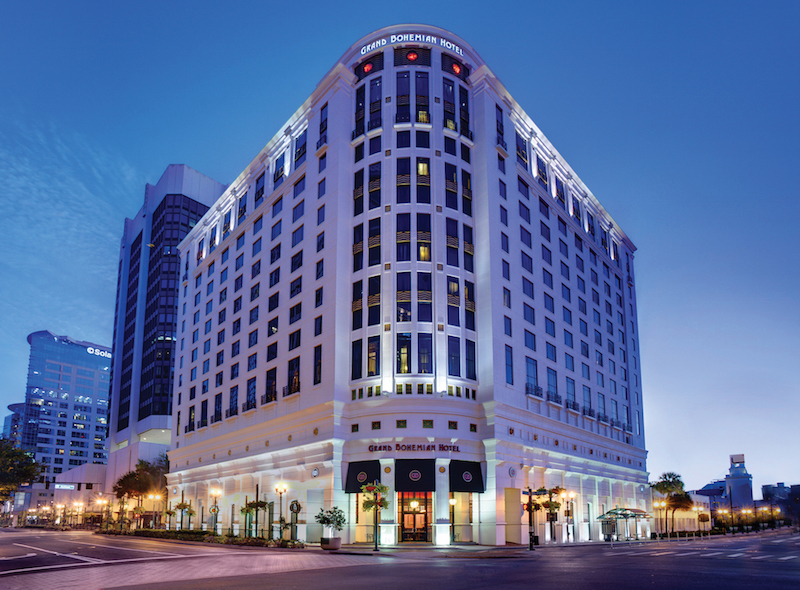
[315, 507, 346, 550]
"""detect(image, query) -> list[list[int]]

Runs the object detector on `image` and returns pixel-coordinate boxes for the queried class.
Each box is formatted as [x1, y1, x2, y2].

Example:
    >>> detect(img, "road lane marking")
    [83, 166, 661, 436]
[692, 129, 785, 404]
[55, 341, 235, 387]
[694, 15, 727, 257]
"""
[649, 551, 676, 556]
[675, 552, 698, 557]
[727, 553, 745, 557]
[704, 552, 723, 556]
[57, 539, 181, 555]
[752, 555, 771, 559]
[12, 543, 103, 564]
[778, 555, 797, 561]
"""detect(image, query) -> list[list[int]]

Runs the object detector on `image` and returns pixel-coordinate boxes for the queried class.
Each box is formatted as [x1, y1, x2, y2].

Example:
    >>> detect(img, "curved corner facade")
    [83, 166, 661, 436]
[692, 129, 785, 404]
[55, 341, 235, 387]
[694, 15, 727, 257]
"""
[167, 24, 649, 545]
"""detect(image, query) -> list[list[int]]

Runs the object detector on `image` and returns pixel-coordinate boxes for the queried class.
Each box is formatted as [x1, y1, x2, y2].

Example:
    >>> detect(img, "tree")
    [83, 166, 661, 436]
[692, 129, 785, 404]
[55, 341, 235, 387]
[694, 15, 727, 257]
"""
[650, 472, 685, 535]
[668, 492, 694, 534]
[0, 439, 43, 500]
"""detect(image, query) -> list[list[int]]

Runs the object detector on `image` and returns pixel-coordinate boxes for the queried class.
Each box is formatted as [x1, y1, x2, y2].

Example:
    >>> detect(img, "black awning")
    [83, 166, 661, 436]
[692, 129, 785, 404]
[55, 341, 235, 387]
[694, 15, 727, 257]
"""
[395, 459, 436, 492]
[344, 460, 382, 493]
[449, 460, 485, 493]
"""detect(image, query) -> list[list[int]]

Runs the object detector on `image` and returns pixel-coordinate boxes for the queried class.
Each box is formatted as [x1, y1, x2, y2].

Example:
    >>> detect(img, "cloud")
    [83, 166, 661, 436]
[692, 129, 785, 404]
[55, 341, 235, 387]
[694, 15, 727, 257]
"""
[0, 118, 142, 407]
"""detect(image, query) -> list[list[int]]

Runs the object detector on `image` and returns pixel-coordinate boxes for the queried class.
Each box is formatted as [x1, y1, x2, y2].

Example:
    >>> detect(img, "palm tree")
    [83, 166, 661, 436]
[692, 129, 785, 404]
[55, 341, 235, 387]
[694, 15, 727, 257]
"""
[650, 472, 685, 535]
[668, 492, 694, 535]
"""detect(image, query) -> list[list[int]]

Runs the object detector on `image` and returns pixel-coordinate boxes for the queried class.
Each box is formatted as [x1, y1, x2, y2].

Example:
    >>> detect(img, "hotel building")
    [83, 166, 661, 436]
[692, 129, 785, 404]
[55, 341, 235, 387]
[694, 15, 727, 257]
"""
[167, 25, 650, 545]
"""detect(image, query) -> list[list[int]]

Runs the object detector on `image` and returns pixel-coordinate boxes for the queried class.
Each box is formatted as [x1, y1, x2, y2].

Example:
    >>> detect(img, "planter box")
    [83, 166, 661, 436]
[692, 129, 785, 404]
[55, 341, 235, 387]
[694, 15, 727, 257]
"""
[320, 537, 342, 550]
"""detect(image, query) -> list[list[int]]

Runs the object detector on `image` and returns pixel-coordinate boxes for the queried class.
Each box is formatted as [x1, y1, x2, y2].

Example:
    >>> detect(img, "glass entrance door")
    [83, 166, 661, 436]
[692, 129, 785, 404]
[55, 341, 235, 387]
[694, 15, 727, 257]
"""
[398, 492, 432, 542]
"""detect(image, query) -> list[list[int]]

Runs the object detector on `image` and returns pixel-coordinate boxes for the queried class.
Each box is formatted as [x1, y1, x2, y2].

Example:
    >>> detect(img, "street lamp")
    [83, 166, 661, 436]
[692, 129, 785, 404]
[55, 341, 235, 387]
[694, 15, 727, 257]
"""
[210, 489, 222, 534]
[74, 502, 83, 527]
[97, 498, 110, 531]
[274, 482, 288, 540]
[742, 509, 752, 532]
[148, 494, 162, 529]
[55, 504, 65, 526]
[655, 500, 667, 538]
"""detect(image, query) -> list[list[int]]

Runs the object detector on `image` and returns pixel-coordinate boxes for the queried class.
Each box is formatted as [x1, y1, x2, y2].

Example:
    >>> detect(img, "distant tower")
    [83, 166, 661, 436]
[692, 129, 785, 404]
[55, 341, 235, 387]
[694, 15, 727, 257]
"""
[106, 165, 225, 489]
[21, 331, 112, 481]
[725, 454, 753, 508]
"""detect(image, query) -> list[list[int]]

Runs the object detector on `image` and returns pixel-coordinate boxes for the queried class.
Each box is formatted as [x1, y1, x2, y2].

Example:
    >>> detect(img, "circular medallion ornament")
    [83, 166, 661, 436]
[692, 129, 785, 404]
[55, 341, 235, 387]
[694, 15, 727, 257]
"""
[289, 500, 301, 514]
[312, 468, 319, 478]
[384, 466, 391, 473]
[439, 466, 446, 473]
[462, 471, 473, 483]
[209, 505, 219, 515]
[409, 470, 422, 482]
[357, 471, 368, 483]
[508, 467, 517, 478]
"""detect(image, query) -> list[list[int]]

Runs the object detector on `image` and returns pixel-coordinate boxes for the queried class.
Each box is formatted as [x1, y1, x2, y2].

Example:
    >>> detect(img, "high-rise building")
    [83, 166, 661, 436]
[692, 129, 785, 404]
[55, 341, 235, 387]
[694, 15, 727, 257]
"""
[21, 330, 112, 480]
[167, 25, 649, 545]
[106, 165, 226, 488]
[2, 403, 25, 445]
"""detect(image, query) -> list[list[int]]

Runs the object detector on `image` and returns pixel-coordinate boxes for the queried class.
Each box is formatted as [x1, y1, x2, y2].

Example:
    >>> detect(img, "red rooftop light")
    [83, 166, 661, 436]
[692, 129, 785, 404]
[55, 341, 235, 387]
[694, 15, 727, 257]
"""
[452, 63, 461, 74]
[407, 52, 418, 61]
[363, 62, 373, 73]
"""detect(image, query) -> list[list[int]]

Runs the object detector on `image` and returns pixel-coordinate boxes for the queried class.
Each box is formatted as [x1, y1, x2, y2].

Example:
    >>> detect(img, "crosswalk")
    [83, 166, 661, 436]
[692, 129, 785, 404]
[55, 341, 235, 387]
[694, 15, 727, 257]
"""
[606, 542, 800, 563]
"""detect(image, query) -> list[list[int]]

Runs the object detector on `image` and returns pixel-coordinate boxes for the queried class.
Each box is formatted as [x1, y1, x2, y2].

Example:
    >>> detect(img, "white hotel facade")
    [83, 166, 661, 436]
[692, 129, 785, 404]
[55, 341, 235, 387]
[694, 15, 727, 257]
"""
[168, 25, 650, 545]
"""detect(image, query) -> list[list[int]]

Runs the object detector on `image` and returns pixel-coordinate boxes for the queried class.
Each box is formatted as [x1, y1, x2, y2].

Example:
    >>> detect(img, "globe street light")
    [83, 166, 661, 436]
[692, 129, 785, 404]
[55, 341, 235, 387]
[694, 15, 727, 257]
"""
[274, 482, 288, 540]
[210, 489, 222, 534]
[148, 494, 162, 529]
[97, 498, 110, 531]
[654, 500, 667, 538]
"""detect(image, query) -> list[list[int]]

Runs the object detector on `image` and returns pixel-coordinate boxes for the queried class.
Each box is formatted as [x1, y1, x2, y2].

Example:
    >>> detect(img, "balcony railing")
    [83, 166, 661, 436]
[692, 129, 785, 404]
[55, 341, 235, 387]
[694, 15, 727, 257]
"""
[624, 423, 633, 433]
[598, 413, 609, 423]
[242, 399, 257, 413]
[582, 407, 596, 418]
[261, 389, 277, 405]
[210, 412, 222, 424]
[525, 383, 543, 398]
[316, 134, 327, 150]
[565, 400, 580, 412]
[416, 111, 431, 124]
[197, 419, 208, 429]
[395, 112, 411, 124]
[283, 381, 301, 397]
[367, 118, 382, 131]
[352, 126, 365, 140]
[497, 135, 507, 151]
[547, 392, 562, 404]
[225, 407, 238, 419]
[461, 128, 473, 141]
[610, 419, 623, 429]
[184, 423, 195, 433]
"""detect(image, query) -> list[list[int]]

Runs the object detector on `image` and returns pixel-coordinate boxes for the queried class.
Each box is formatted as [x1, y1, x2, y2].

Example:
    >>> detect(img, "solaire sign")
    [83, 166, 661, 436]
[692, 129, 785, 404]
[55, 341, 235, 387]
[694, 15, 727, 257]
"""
[360, 33, 465, 57]
[87, 347, 112, 359]
[54, 483, 76, 490]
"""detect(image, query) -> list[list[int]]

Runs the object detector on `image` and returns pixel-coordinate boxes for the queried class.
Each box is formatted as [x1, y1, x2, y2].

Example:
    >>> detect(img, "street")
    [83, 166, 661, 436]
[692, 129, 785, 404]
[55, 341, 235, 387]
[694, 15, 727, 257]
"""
[0, 528, 798, 589]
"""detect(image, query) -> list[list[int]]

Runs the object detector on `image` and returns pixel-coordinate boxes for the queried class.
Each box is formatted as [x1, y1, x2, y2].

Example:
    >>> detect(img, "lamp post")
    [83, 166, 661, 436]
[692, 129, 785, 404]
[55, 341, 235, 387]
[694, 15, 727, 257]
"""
[74, 502, 83, 527]
[274, 482, 287, 540]
[55, 504, 65, 526]
[97, 498, 109, 531]
[655, 500, 667, 539]
[148, 494, 161, 529]
[742, 509, 752, 533]
[210, 488, 222, 534]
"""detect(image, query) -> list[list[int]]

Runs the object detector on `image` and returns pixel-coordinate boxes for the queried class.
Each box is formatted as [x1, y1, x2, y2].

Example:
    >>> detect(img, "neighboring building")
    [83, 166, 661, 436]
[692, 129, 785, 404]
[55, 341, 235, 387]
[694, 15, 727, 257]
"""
[20, 331, 111, 481]
[725, 454, 753, 509]
[168, 25, 649, 545]
[2, 402, 25, 444]
[652, 492, 710, 535]
[106, 165, 226, 492]
[761, 482, 790, 503]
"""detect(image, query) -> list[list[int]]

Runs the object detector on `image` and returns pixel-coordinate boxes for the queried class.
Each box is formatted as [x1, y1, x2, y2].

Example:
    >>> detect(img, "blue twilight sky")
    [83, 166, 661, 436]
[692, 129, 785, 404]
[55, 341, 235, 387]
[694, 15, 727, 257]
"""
[0, 1, 798, 494]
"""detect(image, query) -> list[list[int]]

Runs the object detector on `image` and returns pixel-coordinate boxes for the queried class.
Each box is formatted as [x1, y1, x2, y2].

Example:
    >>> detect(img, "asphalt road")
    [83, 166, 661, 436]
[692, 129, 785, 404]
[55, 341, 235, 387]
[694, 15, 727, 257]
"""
[1, 528, 798, 590]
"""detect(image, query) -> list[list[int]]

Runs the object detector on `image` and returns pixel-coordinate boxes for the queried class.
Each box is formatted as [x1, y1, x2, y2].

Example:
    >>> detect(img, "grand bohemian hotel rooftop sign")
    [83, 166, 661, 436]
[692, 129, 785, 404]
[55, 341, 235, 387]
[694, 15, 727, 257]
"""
[359, 33, 465, 57]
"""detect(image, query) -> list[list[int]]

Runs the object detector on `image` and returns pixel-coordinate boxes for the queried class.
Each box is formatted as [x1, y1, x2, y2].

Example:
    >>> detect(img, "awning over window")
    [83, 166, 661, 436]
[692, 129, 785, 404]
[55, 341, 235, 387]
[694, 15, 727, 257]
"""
[449, 460, 485, 493]
[344, 460, 381, 493]
[395, 459, 436, 492]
